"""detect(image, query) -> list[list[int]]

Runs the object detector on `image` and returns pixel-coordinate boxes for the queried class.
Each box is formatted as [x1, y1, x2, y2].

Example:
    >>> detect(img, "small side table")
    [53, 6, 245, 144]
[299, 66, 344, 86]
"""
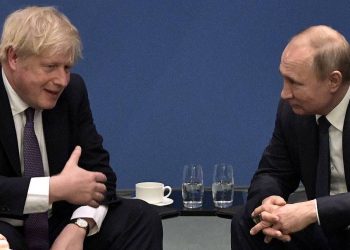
[116, 186, 249, 219]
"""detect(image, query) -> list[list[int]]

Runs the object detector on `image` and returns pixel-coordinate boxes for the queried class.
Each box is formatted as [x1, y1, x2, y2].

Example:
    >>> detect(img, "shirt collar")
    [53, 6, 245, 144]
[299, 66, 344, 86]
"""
[316, 85, 350, 132]
[2, 68, 29, 116]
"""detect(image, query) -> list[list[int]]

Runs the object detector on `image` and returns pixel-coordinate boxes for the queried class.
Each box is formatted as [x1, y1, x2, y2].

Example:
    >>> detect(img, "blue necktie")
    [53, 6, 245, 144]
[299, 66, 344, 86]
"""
[23, 108, 49, 250]
[316, 116, 331, 197]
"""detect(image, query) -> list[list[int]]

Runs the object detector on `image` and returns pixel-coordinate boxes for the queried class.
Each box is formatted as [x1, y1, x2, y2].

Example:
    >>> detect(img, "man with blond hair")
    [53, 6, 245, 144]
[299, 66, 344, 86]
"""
[231, 25, 350, 249]
[0, 6, 162, 250]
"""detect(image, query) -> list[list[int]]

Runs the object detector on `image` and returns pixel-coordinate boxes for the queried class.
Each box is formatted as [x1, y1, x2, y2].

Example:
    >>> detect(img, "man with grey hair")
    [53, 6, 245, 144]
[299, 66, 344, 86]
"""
[0, 6, 162, 250]
[231, 25, 350, 249]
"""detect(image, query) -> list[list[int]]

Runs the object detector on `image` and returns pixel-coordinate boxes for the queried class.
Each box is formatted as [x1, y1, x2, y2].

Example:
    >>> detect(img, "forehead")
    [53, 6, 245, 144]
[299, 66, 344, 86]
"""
[23, 52, 73, 65]
[279, 43, 314, 76]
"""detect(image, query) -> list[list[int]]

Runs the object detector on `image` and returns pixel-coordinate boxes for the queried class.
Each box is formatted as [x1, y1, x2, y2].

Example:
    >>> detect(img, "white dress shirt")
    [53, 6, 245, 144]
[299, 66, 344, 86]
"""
[316, 86, 350, 195]
[1, 69, 107, 235]
[315, 85, 350, 224]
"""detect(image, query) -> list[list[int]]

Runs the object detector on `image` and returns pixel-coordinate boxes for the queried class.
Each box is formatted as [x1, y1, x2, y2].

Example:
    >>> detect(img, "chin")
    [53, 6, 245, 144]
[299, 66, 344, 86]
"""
[291, 107, 308, 116]
[38, 101, 58, 110]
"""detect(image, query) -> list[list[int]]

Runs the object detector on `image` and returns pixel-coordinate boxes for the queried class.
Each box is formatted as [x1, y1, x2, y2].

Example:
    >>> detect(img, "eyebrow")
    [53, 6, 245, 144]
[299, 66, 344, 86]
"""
[279, 68, 298, 83]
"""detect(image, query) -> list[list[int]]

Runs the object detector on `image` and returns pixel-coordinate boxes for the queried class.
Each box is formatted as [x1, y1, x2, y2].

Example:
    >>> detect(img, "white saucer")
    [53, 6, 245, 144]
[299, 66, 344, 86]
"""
[132, 197, 174, 206]
[153, 197, 174, 206]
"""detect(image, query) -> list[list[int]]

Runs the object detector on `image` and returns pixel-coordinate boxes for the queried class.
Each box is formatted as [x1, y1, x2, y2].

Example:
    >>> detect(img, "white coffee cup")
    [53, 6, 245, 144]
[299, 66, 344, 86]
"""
[135, 182, 172, 204]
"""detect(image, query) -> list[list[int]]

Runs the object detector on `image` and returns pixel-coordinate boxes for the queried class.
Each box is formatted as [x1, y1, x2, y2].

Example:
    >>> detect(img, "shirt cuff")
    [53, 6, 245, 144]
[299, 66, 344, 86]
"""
[71, 205, 108, 236]
[314, 199, 321, 225]
[23, 177, 50, 214]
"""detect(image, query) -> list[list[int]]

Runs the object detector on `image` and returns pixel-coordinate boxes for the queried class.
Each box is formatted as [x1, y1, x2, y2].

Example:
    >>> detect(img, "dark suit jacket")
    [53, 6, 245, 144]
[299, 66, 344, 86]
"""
[0, 72, 118, 222]
[247, 99, 350, 235]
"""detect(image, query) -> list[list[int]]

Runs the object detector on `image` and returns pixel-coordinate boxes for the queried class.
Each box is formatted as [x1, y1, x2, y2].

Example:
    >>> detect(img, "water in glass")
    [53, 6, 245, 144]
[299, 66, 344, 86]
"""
[212, 163, 234, 208]
[182, 164, 204, 208]
[212, 181, 234, 208]
[182, 182, 204, 208]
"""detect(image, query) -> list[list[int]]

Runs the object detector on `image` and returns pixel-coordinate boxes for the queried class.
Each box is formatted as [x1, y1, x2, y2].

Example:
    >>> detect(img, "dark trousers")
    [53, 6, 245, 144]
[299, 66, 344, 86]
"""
[231, 206, 333, 250]
[0, 198, 163, 250]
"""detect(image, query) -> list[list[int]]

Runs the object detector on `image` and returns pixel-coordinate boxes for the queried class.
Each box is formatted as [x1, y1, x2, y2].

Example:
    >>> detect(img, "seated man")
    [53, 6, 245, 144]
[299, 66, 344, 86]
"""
[0, 6, 162, 250]
[232, 25, 350, 249]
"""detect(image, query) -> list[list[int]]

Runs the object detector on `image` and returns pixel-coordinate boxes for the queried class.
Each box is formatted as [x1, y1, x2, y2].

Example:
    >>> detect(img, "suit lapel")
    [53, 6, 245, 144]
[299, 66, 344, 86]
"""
[43, 102, 70, 176]
[342, 100, 350, 190]
[0, 74, 21, 175]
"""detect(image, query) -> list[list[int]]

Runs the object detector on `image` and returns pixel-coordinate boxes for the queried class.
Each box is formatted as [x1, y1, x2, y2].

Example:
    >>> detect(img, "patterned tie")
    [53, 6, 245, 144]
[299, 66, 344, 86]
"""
[23, 108, 49, 250]
[316, 116, 331, 197]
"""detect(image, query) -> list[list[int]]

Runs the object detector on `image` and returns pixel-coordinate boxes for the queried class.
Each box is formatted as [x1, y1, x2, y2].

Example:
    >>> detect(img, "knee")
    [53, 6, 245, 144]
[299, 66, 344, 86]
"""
[231, 205, 250, 233]
[117, 198, 162, 227]
[231, 211, 244, 235]
[231, 205, 257, 243]
[133, 199, 162, 226]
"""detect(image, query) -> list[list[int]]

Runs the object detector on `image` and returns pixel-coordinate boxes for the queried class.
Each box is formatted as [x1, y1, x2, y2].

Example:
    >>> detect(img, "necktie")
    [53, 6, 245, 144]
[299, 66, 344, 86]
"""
[23, 108, 49, 250]
[316, 116, 331, 197]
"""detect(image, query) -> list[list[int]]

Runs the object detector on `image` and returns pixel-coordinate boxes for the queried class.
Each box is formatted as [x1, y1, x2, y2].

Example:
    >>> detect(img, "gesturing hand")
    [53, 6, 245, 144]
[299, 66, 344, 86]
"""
[49, 146, 107, 207]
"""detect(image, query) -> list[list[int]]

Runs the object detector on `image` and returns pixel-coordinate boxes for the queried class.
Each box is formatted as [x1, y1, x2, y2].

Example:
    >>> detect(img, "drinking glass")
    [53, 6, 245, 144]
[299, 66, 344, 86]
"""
[182, 164, 204, 208]
[212, 163, 234, 208]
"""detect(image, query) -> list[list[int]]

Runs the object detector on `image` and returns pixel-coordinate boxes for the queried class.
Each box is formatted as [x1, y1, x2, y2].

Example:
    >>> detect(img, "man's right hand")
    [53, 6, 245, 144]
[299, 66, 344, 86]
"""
[49, 146, 107, 207]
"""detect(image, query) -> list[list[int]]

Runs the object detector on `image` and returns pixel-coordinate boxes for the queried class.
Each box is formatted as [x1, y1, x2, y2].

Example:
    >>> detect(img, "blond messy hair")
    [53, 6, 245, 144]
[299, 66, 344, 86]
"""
[0, 6, 82, 64]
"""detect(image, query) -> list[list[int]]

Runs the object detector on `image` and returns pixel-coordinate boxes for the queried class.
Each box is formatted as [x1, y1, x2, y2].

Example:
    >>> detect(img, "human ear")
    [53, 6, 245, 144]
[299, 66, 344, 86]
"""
[328, 70, 342, 93]
[6, 47, 19, 70]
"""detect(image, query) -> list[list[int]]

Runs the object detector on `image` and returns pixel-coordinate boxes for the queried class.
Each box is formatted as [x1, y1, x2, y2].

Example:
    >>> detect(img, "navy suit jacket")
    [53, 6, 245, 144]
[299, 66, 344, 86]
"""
[0, 72, 118, 222]
[247, 99, 350, 235]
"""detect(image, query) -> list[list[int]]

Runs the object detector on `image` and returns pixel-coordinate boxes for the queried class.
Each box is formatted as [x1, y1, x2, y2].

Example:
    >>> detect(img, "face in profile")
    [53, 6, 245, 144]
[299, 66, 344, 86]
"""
[279, 43, 333, 116]
[8, 51, 72, 110]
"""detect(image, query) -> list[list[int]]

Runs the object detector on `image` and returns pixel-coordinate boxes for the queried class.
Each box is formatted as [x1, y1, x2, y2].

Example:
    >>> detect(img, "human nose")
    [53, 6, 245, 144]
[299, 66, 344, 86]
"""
[280, 82, 293, 100]
[53, 67, 70, 87]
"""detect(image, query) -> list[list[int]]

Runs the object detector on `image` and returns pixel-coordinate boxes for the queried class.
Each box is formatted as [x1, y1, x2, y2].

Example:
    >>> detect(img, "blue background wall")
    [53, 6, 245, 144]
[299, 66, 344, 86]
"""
[1, 1, 350, 188]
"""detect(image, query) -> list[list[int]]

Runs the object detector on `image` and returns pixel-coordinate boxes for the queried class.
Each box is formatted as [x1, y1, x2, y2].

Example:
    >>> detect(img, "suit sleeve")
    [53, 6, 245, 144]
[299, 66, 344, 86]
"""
[317, 187, 350, 233]
[65, 74, 118, 204]
[246, 100, 300, 214]
[0, 176, 30, 218]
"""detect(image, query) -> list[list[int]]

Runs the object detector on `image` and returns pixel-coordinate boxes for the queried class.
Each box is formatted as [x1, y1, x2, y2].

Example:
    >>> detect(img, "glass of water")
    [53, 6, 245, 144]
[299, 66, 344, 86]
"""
[182, 164, 204, 209]
[212, 163, 234, 208]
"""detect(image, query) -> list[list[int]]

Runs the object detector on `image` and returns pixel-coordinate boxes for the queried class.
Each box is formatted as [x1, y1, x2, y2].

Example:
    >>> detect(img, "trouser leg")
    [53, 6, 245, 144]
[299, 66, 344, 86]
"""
[85, 198, 163, 250]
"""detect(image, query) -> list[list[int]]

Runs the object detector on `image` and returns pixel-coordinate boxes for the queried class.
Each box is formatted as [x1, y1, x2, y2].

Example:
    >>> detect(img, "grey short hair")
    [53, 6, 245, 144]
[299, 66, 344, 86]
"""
[294, 25, 350, 82]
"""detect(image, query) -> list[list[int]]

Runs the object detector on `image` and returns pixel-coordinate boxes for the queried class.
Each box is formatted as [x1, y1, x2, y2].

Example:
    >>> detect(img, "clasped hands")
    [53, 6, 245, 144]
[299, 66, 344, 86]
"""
[249, 195, 317, 244]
